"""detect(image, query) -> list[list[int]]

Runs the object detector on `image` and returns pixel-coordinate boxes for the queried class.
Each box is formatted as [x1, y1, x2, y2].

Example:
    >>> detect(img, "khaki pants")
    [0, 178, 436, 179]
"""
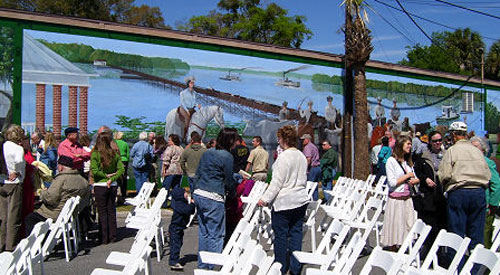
[0, 183, 23, 251]
[251, 172, 268, 182]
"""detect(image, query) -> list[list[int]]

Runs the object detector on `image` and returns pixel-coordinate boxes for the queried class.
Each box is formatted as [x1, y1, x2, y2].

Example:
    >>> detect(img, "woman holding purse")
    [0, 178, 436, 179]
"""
[380, 134, 419, 251]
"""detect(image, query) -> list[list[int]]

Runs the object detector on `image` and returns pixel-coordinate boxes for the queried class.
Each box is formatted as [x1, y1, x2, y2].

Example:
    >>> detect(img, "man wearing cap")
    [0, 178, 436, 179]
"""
[438, 121, 491, 251]
[375, 97, 385, 127]
[301, 133, 321, 200]
[24, 155, 90, 235]
[58, 127, 91, 172]
[278, 101, 289, 122]
[246, 136, 269, 182]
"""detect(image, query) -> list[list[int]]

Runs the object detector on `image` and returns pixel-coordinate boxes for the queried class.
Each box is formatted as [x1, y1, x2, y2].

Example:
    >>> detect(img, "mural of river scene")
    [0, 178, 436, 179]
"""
[20, 29, 497, 141]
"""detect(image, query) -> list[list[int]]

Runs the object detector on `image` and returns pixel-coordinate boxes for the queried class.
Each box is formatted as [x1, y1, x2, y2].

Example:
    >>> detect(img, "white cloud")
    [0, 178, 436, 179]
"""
[371, 49, 407, 58]
[372, 35, 403, 42]
[309, 42, 345, 50]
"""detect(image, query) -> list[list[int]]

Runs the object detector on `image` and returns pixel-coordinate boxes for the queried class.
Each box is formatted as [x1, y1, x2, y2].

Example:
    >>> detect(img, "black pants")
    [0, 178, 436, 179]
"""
[24, 212, 47, 236]
[94, 186, 117, 244]
[169, 222, 186, 266]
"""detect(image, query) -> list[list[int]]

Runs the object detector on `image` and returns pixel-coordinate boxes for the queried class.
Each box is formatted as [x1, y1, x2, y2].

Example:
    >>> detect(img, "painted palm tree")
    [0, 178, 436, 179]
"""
[342, 0, 373, 179]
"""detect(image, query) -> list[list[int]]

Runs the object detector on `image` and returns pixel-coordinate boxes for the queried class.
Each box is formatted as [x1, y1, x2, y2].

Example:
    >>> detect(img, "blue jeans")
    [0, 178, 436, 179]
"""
[133, 166, 149, 192]
[447, 188, 486, 272]
[307, 166, 321, 201]
[272, 204, 307, 275]
[162, 175, 182, 207]
[188, 177, 196, 193]
[169, 222, 185, 266]
[322, 169, 335, 202]
[193, 194, 225, 270]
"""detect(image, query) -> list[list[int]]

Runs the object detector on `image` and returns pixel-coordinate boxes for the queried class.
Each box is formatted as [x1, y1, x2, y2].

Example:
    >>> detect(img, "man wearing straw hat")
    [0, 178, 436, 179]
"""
[178, 76, 201, 139]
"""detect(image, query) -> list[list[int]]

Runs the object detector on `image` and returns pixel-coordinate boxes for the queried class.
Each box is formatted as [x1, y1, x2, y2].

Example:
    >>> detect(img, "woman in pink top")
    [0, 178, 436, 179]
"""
[161, 134, 184, 207]
[380, 135, 419, 251]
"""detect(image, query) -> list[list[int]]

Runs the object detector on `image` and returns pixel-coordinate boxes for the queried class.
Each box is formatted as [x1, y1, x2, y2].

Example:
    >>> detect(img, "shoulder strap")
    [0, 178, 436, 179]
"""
[0, 141, 8, 175]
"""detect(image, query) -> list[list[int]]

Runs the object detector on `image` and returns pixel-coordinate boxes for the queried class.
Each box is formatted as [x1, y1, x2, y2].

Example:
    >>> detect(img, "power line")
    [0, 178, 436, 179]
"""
[395, 0, 434, 42]
[372, 0, 499, 41]
[435, 0, 500, 20]
[369, 4, 416, 45]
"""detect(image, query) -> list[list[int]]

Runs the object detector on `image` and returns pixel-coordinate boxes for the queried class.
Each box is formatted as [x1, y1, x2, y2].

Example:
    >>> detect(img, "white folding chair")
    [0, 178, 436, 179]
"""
[460, 244, 500, 275]
[265, 262, 282, 275]
[305, 231, 366, 274]
[303, 200, 321, 252]
[359, 246, 404, 275]
[91, 246, 152, 275]
[125, 181, 154, 208]
[0, 252, 14, 275]
[393, 219, 431, 270]
[293, 219, 351, 271]
[28, 219, 52, 275]
[106, 219, 158, 275]
[255, 256, 275, 275]
[41, 196, 78, 262]
[406, 229, 471, 275]
[344, 196, 384, 246]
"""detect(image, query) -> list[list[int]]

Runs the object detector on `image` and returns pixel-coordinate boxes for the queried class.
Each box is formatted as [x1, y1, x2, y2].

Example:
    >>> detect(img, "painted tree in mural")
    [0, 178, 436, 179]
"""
[178, 0, 312, 48]
[0, 27, 14, 132]
[0, 0, 166, 28]
[343, 0, 373, 179]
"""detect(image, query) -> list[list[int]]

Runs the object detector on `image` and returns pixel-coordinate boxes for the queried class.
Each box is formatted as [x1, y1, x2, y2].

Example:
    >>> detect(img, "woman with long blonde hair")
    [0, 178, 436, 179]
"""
[38, 131, 58, 178]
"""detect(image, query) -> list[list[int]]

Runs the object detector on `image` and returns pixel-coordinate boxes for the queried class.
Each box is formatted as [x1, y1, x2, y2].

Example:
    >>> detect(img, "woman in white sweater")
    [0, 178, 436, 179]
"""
[258, 125, 309, 275]
[380, 134, 419, 251]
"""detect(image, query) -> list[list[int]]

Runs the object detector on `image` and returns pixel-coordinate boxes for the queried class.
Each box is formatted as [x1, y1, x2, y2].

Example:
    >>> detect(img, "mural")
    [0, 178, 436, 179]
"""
[21, 29, 491, 148]
[0, 26, 14, 132]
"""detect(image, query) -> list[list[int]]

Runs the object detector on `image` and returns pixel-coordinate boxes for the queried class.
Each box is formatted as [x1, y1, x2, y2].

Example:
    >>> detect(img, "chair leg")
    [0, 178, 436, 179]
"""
[62, 229, 70, 262]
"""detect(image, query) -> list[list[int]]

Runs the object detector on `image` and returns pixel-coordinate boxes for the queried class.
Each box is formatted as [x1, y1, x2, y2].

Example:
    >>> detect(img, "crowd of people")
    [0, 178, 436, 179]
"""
[373, 120, 500, 272]
[5, 116, 498, 274]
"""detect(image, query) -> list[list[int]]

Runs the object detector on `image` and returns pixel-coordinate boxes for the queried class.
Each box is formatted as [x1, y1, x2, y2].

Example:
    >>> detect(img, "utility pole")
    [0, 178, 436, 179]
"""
[480, 47, 487, 132]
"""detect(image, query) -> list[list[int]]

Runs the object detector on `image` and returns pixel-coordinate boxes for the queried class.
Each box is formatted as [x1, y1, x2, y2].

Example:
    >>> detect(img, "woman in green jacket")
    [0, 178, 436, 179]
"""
[91, 131, 124, 244]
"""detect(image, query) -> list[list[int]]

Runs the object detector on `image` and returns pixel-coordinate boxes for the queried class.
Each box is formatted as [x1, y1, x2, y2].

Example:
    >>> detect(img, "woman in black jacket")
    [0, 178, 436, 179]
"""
[412, 131, 447, 256]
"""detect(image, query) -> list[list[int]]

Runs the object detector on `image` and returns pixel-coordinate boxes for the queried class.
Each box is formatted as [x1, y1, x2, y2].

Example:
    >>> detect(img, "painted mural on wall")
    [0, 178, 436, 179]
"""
[21, 29, 492, 147]
[0, 26, 14, 132]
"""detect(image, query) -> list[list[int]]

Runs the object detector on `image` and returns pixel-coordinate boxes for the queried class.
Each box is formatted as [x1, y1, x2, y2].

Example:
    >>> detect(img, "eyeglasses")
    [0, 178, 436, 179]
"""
[431, 139, 442, 143]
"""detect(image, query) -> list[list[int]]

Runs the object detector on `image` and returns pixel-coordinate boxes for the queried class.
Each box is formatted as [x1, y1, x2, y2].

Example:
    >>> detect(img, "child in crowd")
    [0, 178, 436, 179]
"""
[168, 185, 195, 271]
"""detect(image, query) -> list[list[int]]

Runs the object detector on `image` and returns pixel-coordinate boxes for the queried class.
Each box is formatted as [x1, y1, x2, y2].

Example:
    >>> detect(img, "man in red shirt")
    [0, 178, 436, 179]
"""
[57, 127, 90, 172]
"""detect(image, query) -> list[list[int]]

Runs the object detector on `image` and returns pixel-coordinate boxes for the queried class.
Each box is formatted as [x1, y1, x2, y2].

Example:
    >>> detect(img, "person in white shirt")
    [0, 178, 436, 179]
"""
[30, 131, 45, 161]
[0, 124, 26, 251]
[258, 125, 308, 275]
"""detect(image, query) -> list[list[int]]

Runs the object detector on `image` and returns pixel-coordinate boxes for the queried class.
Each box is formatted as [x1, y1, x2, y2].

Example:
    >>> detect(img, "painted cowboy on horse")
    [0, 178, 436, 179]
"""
[178, 76, 201, 140]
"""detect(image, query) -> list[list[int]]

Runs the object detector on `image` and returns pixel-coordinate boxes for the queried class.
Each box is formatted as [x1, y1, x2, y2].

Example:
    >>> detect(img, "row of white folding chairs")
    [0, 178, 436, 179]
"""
[42, 195, 81, 262]
[0, 219, 52, 275]
[91, 246, 152, 275]
[124, 181, 155, 209]
[97, 217, 160, 275]
[195, 214, 281, 275]
[125, 187, 168, 262]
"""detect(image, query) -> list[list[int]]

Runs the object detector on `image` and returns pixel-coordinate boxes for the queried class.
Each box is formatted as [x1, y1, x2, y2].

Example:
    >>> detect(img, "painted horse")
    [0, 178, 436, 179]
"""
[165, 105, 224, 143]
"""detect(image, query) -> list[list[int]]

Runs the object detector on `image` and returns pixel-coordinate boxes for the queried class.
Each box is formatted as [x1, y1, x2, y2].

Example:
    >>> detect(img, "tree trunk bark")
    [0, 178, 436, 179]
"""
[353, 65, 370, 180]
[343, 4, 354, 178]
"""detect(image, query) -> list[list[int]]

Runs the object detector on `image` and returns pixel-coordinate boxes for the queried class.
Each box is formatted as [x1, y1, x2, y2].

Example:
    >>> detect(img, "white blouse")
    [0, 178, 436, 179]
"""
[260, 147, 309, 212]
[3, 141, 26, 184]
[385, 156, 414, 194]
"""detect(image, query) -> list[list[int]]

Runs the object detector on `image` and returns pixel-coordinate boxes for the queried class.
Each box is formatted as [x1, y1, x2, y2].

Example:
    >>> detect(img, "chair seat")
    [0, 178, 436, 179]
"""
[293, 251, 330, 266]
[90, 268, 124, 275]
[198, 251, 233, 266]
[106, 251, 133, 266]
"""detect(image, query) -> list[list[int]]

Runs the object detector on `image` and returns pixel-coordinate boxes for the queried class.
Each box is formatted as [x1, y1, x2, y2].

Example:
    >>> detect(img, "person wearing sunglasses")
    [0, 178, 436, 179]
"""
[412, 130, 447, 257]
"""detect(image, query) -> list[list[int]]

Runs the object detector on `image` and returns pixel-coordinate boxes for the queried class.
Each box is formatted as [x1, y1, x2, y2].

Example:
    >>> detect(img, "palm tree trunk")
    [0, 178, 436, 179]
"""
[353, 65, 369, 179]
[342, 3, 354, 178]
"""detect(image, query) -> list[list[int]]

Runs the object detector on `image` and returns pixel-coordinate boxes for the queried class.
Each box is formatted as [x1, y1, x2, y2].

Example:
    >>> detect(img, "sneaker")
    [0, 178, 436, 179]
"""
[170, 263, 184, 271]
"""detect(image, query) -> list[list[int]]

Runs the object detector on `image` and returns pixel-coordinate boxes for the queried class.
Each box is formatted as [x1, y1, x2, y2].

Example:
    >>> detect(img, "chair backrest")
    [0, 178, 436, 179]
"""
[255, 256, 275, 275]
[122, 245, 152, 275]
[6, 242, 24, 275]
[149, 188, 168, 212]
[460, 244, 500, 275]
[490, 217, 500, 252]
[332, 231, 366, 274]
[397, 219, 431, 267]
[306, 181, 318, 201]
[422, 229, 470, 274]
[359, 246, 403, 275]
[315, 219, 350, 255]
[222, 219, 250, 255]
[266, 262, 282, 275]
[354, 196, 384, 241]
[42, 196, 78, 256]
[139, 182, 155, 208]
[30, 218, 52, 257]
[304, 201, 321, 227]
[239, 244, 266, 275]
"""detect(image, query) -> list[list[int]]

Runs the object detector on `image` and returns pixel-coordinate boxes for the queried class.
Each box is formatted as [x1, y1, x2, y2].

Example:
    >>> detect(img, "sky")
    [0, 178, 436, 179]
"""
[134, 0, 500, 64]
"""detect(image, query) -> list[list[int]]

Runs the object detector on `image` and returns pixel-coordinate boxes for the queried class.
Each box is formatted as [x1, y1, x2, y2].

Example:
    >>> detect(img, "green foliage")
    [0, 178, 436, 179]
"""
[400, 28, 486, 78]
[177, 0, 312, 48]
[486, 41, 500, 80]
[0, 27, 14, 87]
[311, 73, 480, 101]
[486, 102, 500, 134]
[114, 115, 165, 141]
[0, 0, 166, 28]
[39, 40, 190, 71]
